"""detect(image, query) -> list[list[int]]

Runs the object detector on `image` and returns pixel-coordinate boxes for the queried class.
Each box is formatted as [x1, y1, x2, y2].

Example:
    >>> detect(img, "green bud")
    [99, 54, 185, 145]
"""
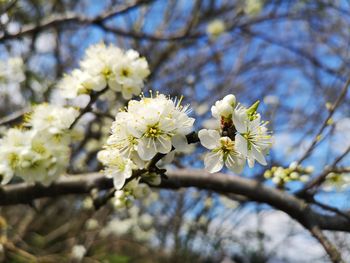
[247, 100, 260, 120]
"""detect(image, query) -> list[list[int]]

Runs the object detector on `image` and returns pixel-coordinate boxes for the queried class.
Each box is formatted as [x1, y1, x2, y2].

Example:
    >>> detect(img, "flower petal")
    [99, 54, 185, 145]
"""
[225, 153, 245, 174]
[171, 134, 188, 149]
[137, 138, 157, 160]
[251, 146, 267, 166]
[235, 134, 248, 157]
[198, 129, 221, 150]
[155, 136, 172, 154]
[204, 151, 223, 173]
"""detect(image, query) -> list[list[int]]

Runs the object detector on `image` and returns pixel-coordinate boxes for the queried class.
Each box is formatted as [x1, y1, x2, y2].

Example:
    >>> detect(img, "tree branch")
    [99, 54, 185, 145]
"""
[308, 225, 344, 263]
[0, 169, 349, 234]
[0, 0, 155, 42]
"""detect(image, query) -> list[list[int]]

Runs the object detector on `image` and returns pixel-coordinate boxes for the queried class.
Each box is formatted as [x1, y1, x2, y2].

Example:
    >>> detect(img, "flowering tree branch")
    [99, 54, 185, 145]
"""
[0, 168, 348, 261]
[0, 169, 349, 233]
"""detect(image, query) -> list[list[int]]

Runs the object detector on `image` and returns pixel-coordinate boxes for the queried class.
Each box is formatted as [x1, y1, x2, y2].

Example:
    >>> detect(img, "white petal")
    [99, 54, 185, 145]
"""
[204, 151, 224, 173]
[171, 134, 188, 149]
[110, 169, 126, 190]
[225, 153, 245, 174]
[137, 138, 157, 160]
[251, 146, 267, 166]
[198, 129, 221, 150]
[232, 109, 248, 133]
[155, 136, 172, 154]
[235, 134, 248, 157]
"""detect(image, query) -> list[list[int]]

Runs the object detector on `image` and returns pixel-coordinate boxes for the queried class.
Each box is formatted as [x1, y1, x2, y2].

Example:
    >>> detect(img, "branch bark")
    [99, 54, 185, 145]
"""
[0, 169, 349, 233]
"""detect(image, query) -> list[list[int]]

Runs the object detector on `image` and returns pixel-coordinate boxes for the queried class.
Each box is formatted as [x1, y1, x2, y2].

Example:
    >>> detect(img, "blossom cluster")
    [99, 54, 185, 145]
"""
[264, 162, 313, 187]
[58, 43, 150, 100]
[198, 94, 272, 173]
[98, 93, 195, 205]
[0, 104, 78, 185]
[323, 172, 350, 191]
[0, 57, 26, 105]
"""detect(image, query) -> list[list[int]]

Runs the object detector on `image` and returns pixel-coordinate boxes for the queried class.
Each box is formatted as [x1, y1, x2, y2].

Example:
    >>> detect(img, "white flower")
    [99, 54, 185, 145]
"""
[58, 69, 105, 99]
[126, 94, 194, 160]
[106, 112, 145, 168]
[80, 43, 150, 99]
[111, 49, 150, 99]
[0, 57, 25, 106]
[206, 19, 226, 39]
[0, 128, 31, 184]
[211, 94, 236, 120]
[233, 111, 272, 168]
[323, 172, 350, 191]
[71, 245, 86, 261]
[97, 148, 134, 189]
[198, 129, 245, 173]
[0, 128, 71, 185]
[26, 104, 79, 134]
[99, 93, 194, 197]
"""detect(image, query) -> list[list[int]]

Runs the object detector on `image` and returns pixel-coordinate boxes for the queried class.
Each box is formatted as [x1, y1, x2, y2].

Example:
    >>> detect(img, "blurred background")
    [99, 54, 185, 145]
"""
[0, 0, 349, 262]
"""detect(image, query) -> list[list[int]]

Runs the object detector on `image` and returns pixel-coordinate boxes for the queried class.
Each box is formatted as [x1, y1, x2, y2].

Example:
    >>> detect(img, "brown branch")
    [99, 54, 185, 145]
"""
[69, 87, 108, 129]
[297, 77, 350, 164]
[0, 0, 155, 42]
[298, 145, 350, 196]
[0, 169, 350, 234]
[308, 225, 344, 263]
[0, 107, 29, 126]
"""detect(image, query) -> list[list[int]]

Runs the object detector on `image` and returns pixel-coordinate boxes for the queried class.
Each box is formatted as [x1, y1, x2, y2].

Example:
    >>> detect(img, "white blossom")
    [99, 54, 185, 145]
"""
[126, 94, 195, 160]
[200, 95, 272, 173]
[0, 128, 71, 185]
[198, 129, 245, 173]
[71, 245, 86, 261]
[58, 69, 105, 99]
[81, 43, 150, 99]
[25, 104, 79, 134]
[98, 93, 194, 196]
[58, 43, 149, 100]
[0, 57, 26, 105]
[97, 148, 134, 190]
[211, 94, 236, 120]
[233, 110, 272, 168]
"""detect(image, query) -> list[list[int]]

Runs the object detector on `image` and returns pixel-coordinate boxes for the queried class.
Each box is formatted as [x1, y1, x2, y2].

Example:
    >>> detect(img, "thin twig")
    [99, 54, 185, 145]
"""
[298, 145, 350, 195]
[297, 77, 350, 164]
[69, 87, 108, 129]
[308, 225, 344, 263]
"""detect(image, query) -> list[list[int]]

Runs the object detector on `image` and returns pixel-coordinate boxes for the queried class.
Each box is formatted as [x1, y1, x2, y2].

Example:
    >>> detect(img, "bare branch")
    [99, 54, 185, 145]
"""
[0, 0, 155, 42]
[308, 225, 344, 263]
[297, 77, 350, 164]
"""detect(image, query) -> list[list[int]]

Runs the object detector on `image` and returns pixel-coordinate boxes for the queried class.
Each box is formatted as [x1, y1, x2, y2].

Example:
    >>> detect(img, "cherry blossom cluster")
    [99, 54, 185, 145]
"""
[58, 43, 150, 100]
[264, 162, 313, 187]
[198, 94, 272, 173]
[98, 93, 195, 206]
[0, 104, 78, 185]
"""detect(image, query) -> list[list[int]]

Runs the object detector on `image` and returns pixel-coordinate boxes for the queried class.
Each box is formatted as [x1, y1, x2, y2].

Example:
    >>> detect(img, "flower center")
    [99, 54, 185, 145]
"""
[102, 67, 112, 78]
[121, 68, 131, 77]
[45, 115, 55, 123]
[219, 137, 234, 154]
[145, 124, 162, 138]
[8, 153, 19, 168]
